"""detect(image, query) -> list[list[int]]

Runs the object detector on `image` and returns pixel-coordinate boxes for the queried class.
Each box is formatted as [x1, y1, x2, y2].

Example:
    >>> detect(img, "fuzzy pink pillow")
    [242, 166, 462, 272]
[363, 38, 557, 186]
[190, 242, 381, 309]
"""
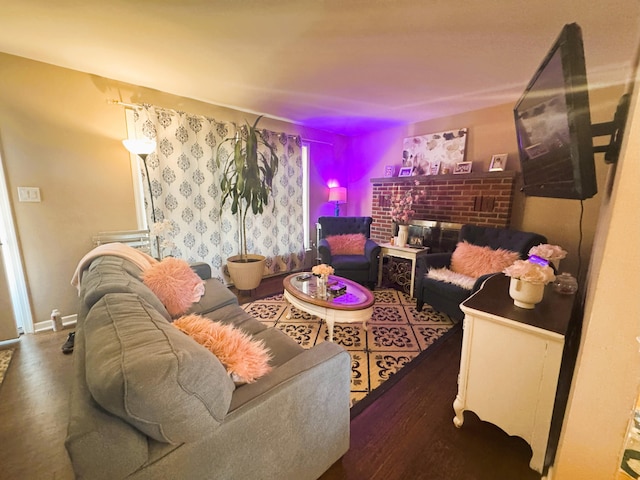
[450, 241, 520, 278]
[173, 314, 272, 384]
[326, 233, 367, 255]
[142, 258, 205, 317]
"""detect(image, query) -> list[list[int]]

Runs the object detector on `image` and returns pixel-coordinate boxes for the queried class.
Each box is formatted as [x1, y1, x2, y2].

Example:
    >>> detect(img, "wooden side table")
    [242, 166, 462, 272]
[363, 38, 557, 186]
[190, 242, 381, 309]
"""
[453, 274, 577, 474]
[376, 243, 430, 297]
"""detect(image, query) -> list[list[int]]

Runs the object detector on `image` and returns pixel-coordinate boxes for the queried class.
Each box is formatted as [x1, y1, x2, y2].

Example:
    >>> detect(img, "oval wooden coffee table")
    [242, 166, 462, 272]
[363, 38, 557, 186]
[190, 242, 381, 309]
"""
[283, 273, 375, 342]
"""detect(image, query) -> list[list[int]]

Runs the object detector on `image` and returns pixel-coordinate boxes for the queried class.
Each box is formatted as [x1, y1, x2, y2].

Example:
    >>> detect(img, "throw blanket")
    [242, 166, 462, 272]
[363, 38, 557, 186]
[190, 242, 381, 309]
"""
[71, 243, 158, 294]
[426, 267, 477, 290]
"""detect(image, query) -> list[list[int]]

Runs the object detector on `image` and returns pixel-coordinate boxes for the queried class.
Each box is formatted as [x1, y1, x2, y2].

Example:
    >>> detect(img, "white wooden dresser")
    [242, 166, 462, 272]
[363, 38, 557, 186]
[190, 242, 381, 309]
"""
[453, 273, 578, 474]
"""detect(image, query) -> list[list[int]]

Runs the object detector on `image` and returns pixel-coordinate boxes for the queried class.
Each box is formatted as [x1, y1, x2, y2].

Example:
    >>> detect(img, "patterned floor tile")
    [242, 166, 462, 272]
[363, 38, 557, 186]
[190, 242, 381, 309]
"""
[368, 324, 420, 351]
[408, 305, 453, 324]
[243, 287, 453, 407]
[369, 304, 410, 325]
[321, 322, 367, 349]
[414, 324, 454, 351]
[373, 289, 401, 305]
[368, 350, 421, 390]
[349, 391, 368, 408]
[243, 302, 288, 323]
[276, 321, 321, 348]
[349, 350, 370, 392]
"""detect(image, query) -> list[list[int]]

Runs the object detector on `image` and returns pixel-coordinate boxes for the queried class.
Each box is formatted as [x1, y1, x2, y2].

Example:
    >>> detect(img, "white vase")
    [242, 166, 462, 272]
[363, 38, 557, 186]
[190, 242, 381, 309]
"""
[397, 224, 409, 248]
[509, 277, 545, 309]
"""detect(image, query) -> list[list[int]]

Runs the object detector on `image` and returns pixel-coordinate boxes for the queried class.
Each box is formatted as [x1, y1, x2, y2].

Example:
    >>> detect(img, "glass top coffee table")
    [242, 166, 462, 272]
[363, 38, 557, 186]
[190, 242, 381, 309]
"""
[283, 273, 374, 342]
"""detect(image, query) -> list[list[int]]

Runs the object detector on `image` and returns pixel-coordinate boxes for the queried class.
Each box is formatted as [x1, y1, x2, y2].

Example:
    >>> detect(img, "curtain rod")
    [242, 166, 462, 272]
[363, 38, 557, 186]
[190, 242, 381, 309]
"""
[110, 100, 317, 143]
[108, 99, 137, 108]
[301, 138, 334, 146]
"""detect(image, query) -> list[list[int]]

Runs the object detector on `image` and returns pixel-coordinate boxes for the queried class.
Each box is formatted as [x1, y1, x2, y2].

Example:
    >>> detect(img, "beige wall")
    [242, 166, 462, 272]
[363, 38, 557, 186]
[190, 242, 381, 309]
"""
[0, 39, 637, 480]
[347, 86, 625, 280]
[0, 53, 342, 328]
[553, 57, 640, 479]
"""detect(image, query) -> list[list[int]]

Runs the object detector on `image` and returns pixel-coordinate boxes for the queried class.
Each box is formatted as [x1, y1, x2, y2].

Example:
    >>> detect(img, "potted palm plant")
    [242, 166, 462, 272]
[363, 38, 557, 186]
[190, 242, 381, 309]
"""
[216, 116, 279, 290]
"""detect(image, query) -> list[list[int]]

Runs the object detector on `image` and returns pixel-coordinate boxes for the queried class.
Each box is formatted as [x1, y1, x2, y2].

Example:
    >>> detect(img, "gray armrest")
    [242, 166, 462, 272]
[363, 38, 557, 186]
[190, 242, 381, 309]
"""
[190, 262, 212, 280]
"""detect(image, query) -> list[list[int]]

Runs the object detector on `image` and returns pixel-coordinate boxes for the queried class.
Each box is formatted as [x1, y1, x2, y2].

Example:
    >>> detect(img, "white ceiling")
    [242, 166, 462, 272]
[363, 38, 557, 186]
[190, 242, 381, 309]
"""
[1, 0, 639, 136]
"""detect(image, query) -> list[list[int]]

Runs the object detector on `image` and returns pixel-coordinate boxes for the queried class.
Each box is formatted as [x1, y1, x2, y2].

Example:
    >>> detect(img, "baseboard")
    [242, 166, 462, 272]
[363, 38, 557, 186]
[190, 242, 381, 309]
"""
[34, 314, 78, 333]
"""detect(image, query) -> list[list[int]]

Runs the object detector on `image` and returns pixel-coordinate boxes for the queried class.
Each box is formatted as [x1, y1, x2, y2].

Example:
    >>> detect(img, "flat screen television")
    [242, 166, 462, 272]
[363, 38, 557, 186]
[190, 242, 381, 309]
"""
[514, 23, 597, 200]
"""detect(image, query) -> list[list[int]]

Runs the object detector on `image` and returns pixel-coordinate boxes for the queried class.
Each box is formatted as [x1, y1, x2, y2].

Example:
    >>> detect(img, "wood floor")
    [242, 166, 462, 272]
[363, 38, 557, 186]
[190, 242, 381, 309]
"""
[0, 276, 542, 480]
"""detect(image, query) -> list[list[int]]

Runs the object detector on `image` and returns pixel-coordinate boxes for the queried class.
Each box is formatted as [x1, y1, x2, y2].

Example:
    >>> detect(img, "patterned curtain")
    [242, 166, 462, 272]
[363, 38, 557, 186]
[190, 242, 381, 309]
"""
[127, 104, 304, 283]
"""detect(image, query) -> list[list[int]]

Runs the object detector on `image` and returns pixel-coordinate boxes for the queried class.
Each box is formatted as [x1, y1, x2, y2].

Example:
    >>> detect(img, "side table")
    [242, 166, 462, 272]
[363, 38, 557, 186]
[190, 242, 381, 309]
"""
[377, 243, 430, 298]
[453, 273, 578, 474]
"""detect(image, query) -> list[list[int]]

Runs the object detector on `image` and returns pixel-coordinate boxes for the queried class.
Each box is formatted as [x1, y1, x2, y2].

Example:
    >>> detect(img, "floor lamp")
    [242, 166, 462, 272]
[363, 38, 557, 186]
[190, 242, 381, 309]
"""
[123, 138, 158, 253]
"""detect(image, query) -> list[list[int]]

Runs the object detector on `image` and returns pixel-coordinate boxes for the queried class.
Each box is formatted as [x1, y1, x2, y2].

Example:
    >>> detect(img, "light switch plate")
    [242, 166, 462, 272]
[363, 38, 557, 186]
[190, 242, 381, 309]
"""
[17, 187, 41, 202]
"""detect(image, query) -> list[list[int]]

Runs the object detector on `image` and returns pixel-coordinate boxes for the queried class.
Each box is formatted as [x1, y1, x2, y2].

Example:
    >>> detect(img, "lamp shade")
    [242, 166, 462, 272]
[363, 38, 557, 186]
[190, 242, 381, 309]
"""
[328, 186, 347, 204]
[122, 138, 157, 156]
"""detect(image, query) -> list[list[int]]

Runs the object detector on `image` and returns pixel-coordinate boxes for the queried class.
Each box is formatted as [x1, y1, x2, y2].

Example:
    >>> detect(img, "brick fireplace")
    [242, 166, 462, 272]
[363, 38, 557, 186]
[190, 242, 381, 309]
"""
[370, 171, 517, 244]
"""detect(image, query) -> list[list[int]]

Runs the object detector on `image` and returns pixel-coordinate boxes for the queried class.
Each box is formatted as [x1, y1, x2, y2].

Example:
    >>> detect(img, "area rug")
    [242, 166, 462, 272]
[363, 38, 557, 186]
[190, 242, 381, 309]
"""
[0, 349, 15, 387]
[242, 288, 455, 408]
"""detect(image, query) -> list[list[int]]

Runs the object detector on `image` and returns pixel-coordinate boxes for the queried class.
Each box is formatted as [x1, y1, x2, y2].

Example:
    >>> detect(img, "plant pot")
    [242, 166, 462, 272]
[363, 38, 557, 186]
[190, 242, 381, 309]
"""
[397, 225, 409, 248]
[508, 277, 545, 309]
[226, 254, 266, 291]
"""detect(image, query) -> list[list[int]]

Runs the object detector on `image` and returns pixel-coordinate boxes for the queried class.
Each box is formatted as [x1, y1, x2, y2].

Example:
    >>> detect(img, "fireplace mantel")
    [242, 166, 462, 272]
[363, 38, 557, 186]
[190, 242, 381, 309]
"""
[370, 170, 516, 184]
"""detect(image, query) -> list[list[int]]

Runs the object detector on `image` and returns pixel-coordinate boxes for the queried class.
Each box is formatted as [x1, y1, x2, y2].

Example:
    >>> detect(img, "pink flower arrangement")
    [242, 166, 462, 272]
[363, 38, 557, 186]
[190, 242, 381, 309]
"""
[312, 264, 334, 277]
[528, 244, 567, 264]
[503, 259, 556, 285]
[390, 190, 419, 225]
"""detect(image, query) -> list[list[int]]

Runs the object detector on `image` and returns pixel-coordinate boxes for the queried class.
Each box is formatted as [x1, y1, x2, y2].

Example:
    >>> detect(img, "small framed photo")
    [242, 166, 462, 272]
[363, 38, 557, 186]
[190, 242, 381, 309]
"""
[429, 160, 441, 176]
[384, 165, 396, 177]
[489, 153, 507, 172]
[453, 161, 472, 174]
[398, 166, 414, 177]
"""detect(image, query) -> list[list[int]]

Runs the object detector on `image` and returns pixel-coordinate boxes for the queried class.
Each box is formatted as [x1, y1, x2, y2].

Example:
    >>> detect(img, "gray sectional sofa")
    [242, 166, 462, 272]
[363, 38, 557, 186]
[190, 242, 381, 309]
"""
[65, 255, 351, 479]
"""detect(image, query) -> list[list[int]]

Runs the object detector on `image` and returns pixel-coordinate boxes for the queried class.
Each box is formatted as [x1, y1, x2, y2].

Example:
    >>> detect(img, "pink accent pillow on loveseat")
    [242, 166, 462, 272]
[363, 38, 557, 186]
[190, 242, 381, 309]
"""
[142, 257, 205, 317]
[325, 233, 367, 255]
[450, 241, 519, 278]
[173, 314, 272, 384]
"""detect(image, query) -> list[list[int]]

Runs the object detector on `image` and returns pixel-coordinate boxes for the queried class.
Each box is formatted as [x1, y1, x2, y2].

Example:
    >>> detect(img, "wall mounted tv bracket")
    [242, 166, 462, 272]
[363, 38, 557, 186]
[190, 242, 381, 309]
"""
[592, 93, 630, 164]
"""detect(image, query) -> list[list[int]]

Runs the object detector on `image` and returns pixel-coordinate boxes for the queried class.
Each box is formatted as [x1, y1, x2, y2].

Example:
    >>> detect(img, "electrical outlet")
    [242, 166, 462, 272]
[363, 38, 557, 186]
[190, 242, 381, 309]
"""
[17, 187, 41, 202]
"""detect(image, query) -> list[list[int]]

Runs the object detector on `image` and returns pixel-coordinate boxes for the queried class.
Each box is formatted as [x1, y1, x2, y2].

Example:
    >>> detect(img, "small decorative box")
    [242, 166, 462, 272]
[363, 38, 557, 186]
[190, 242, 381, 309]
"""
[329, 283, 347, 297]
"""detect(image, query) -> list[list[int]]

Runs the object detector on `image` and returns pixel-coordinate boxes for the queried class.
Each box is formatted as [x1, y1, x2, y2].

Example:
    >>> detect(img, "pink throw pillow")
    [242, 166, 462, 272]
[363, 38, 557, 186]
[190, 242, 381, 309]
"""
[142, 257, 205, 317]
[450, 241, 520, 278]
[173, 314, 272, 384]
[326, 234, 367, 255]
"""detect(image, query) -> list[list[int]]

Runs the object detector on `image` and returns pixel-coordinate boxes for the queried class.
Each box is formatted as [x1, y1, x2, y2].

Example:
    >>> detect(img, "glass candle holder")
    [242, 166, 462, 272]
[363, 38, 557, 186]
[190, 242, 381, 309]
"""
[553, 272, 578, 295]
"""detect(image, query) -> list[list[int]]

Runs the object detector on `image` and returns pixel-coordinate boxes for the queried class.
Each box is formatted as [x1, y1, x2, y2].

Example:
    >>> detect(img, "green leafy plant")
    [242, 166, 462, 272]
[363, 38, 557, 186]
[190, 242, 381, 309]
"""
[216, 116, 279, 260]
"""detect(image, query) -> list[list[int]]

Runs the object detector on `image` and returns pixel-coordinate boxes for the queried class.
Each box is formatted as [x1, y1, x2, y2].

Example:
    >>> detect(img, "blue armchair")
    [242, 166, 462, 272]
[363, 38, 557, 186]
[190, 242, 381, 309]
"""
[415, 224, 547, 322]
[317, 216, 381, 288]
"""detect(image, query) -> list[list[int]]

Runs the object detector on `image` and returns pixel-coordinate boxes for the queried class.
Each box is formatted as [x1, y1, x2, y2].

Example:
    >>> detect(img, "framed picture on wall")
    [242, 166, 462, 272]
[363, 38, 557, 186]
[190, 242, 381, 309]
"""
[489, 153, 507, 171]
[402, 128, 468, 175]
[398, 166, 414, 177]
[384, 165, 396, 177]
[453, 161, 472, 174]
